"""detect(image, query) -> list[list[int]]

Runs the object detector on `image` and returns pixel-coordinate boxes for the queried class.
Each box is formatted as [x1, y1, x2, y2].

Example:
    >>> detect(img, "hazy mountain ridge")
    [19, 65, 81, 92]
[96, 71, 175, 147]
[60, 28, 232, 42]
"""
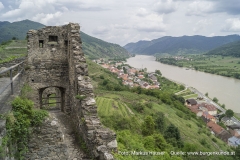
[124, 35, 240, 55]
[0, 20, 130, 59]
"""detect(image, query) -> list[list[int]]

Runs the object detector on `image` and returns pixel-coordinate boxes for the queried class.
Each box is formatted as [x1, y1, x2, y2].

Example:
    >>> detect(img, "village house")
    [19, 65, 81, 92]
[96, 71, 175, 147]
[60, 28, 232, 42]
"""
[202, 111, 217, 123]
[128, 68, 138, 75]
[228, 136, 240, 147]
[101, 63, 109, 69]
[221, 117, 234, 126]
[186, 105, 203, 117]
[218, 130, 232, 142]
[228, 124, 240, 138]
[149, 75, 158, 82]
[121, 74, 128, 81]
[197, 103, 217, 115]
[207, 121, 232, 142]
[207, 121, 224, 135]
[186, 99, 197, 106]
[141, 82, 149, 89]
[110, 68, 119, 74]
[138, 75, 144, 79]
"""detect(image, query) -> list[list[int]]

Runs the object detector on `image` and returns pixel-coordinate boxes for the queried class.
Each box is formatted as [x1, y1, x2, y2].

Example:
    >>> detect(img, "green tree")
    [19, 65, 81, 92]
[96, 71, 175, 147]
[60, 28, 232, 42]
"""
[155, 112, 166, 133]
[225, 109, 234, 118]
[142, 116, 155, 136]
[123, 67, 127, 74]
[235, 145, 240, 160]
[164, 124, 183, 148]
[155, 70, 162, 76]
[205, 92, 208, 97]
[213, 97, 218, 103]
[221, 104, 225, 109]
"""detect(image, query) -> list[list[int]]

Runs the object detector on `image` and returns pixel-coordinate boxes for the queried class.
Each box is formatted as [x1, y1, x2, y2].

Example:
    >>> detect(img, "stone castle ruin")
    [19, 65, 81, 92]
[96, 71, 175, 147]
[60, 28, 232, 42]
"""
[26, 23, 117, 159]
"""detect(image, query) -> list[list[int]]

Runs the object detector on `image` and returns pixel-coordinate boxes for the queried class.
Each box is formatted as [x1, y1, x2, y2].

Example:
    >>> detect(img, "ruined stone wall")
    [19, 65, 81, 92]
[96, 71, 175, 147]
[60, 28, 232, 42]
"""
[26, 23, 117, 160]
[26, 25, 70, 111]
[68, 23, 117, 160]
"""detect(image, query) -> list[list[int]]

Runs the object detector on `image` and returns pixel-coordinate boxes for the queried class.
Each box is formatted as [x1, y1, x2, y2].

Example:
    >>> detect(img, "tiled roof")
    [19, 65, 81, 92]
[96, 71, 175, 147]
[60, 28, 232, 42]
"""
[207, 121, 224, 134]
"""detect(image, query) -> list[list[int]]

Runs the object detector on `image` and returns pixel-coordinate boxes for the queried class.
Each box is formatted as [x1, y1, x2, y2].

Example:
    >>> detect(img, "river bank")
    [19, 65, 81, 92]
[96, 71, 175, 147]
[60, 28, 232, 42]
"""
[157, 55, 240, 80]
[126, 55, 240, 113]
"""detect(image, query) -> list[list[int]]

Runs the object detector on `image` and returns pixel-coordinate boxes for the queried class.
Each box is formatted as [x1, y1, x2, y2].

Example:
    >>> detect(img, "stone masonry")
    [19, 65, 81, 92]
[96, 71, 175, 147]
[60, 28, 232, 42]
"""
[24, 110, 87, 160]
[26, 23, 117, 159]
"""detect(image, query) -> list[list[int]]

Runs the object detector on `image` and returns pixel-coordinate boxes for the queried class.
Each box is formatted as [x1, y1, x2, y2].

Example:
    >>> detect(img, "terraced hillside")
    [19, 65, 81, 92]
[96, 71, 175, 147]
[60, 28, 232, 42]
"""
[87, 59, 236, 160]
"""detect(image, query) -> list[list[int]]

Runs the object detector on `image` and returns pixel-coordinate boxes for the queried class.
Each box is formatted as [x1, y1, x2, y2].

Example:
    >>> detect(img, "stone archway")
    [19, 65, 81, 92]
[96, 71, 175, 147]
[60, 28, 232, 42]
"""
[39, 86, 66, 112]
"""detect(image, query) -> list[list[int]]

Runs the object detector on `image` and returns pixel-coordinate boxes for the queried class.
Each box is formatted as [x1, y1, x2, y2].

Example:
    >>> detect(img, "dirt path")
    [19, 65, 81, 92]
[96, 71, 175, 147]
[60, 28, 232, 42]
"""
[25, 109, 90, 160]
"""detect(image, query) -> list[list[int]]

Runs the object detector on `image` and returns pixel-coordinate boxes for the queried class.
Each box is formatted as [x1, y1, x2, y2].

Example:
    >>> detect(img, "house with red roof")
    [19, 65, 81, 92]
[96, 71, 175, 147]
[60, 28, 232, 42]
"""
[197, 103, 217, 115]
[186, 105, 203, 117]
[207, 121, 224, 135]
[202, 111, 216, 123]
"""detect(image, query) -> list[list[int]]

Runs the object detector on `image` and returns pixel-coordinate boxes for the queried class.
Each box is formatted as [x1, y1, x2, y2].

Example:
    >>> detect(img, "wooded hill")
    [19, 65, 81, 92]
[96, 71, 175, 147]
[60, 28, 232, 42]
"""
[0, 20, 44, 43]
[0, 20, 130, 59]
[124, 35, 240, 55]
[205, 41, 240, 57]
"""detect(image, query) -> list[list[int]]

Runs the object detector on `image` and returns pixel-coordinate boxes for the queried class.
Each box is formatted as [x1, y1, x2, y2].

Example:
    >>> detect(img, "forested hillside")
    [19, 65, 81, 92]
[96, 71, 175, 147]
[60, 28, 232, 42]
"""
[80, 31, 130, 59]
[0, 20, 44, 43]
[206, 41, 240, 57]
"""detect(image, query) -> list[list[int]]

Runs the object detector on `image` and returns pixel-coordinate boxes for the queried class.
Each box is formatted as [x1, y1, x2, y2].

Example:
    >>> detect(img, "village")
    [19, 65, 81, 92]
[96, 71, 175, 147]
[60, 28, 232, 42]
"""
[94, 58, 240, 149]
[94, 59, 160, 89]
[186, 98, 240, 148]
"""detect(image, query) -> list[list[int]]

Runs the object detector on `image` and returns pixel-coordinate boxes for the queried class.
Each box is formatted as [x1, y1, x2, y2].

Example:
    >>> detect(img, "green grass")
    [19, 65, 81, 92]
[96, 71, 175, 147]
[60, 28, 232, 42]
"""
[182, 94, 198, 99]
[96, 97, 132, 118]
[96, 90, 232, 156]
[88, 59, 234, 160]
[0, 40, 27, 64]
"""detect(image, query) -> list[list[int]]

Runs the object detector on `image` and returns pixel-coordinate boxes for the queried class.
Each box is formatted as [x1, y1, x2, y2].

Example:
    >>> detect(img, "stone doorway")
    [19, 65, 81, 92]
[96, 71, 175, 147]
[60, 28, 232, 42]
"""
[39, 87, 66, 111]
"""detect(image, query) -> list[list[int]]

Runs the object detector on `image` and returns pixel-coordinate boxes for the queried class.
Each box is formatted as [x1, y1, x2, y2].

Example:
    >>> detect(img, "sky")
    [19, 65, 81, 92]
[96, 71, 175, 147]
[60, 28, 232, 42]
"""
[0, 0, 240, 46]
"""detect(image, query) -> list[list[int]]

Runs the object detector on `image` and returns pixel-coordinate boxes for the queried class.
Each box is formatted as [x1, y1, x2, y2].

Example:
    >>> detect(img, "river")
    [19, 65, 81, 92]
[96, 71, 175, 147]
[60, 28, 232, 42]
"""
[126, 55, 240, 113]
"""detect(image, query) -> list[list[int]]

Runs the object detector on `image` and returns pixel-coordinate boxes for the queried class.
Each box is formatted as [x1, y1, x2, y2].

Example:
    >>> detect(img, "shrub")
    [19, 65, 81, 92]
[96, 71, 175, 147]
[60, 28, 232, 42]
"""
[6, 96, 48, 158]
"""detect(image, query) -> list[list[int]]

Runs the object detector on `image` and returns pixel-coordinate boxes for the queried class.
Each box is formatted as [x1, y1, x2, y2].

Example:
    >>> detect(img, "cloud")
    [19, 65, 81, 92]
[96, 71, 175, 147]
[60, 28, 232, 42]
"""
[0, 2, 4, 10]
[211, 0, 240, 15]
[186, 1, 214, 16]
[32, 12, 62, 25]
[134, 14, 166, 32]
[135, 23, 166, 32]
[193, 19, 211, 32]
[92, 26, 109, 35]
[154, 0, 177, 14]
[222, 18, 240, 32]
[136, 8, 149, 17]
[112, 24, 130, 30]
[185, 0, 240, 16]
[2, 0, 57, 19]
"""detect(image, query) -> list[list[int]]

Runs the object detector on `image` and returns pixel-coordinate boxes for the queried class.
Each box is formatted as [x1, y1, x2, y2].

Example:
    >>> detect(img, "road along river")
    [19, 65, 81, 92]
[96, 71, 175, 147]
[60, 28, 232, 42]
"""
[126, 55, 240, 113]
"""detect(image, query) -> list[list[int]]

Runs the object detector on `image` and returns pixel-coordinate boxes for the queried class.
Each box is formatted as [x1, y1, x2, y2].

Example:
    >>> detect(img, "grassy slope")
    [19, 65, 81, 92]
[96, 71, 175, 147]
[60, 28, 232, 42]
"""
[0, 40, 27, 63]
[87, 59, 234, 160]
